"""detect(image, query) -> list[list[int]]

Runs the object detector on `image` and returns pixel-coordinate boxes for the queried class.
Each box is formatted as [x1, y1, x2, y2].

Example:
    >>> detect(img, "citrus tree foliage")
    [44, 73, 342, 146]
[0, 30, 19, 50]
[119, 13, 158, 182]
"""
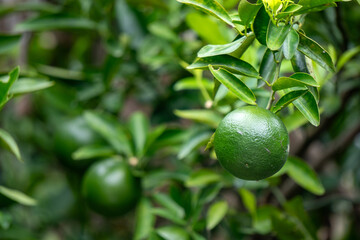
[0, 0, 360, 239]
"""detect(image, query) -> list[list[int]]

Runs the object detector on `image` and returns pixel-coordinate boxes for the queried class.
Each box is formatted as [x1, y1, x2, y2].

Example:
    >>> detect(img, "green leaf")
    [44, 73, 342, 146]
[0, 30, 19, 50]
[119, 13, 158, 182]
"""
[254, 206, 280, 234]
[286, 157, 325, 195]
[177, 0, 234, 27]
[0, 67, 19, 107]
[206, 201, 228, 230]
[186, 12, 229, 44]
[0, 2, 60, 17]
[272, 211, 307, 240]
[209, 66, 256, 105]
[10, 78, 54, 96]
[36, 64, 85, 80]
[188, 55, 260, 78]
[291, 50, 310, 73]
[0, 186, 36, 206]
[0, 34, 21, 54]
[115, 0, 145, 48]
[0, 128, 21, 162]
[174, 77, 212, 91]
[143, 125, 166, 156]
[128, 112, 149, 157]
[231, 33, 256, 58]
[284, 197, 318, 240]
[153, 193, 185, 219]
[297, 32, 335, 72]
[198, 183, 222, 205]
[84, 111, 133, 156]
[177, 131, 212, 159]
[238, 0, 262, 26]
[156, 225, 190, 240]
[174, 109, 222, 128]
[72, 144, 114, 160]
[185, 169, 221, 187]
[272, 90, 307, 113]
[282, 110, 308, 132]
[337, 46, 360, 71]
[134, 198, 155, 240]
[272, 73, 319, 91]
[15, 14, 98, 31]
[290, 91, 320, 126]
[266, 22, 291, 51]
[253, 7, 270, 46]
[295, 0, 339, 14]
[259, 48, 278, 85]
[198, 34, 254, 58]
[283, 28, 299, 60]
[152, 208, 186, 225]
[239, 189, 256, 215]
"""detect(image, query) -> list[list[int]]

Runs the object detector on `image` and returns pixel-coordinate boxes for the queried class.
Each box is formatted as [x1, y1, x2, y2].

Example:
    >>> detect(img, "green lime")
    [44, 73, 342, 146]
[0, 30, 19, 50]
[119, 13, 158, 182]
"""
[82, 158, 141, 217]
[214, 106, 289, 180]
[54, 116, 100, 169]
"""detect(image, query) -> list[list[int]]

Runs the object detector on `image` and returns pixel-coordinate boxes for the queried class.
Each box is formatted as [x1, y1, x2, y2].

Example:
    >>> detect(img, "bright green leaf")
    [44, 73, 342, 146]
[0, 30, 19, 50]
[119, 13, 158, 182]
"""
[198, 34, 254, 58]
[0, 66, 19, 107]
[128, 112, 149, 157]
[206, 201, 228, 230]
[186, 169, 221, 187]
[286, 157, 325, 195]
[134, 198, 155, 240]
[297, 32, 335, 72]
[337, 46, 360, 71]
[0, 128, 21, 162]
[284, 197, 318, 240]
[152, 208, 186, 225]
[272, 73, 319, 91]
[291, 50, 310, 73]
[239, 188, 256, 215]
[188, 55, 260, 78]
[259, 48, 278, 85]
[72, 144, 114, 160]
[15, 14, 98, 31]
[290, 91, 320, 126]
[238, 0, 262, 26]
[186, 12, 229, 44]
[267, 22, 291, 51]
[10, 78, 54, 96]
[0, 186, 36, 206]
[153, 193, 185, 219]
[84, 111, 133, 156]
[156, 225, 190, 240]
[177, 0, 234, 27]
[282, 110, 308, 132]
[283, 28, 299, 60]
[272, 90, 307, 113]
[178, 131, 212, 159]
[253, 7, 270, 46]
[209, 66, 256, 105]
[174, 109, 222, 128]
[174, 77, 212, 91]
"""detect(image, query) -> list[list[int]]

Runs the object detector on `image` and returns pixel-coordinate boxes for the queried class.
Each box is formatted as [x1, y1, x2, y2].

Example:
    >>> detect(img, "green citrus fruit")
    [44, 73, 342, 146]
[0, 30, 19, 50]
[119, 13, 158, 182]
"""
[82, 158, 141, 217]
[214, 106, 289, 180]
[54, 116, 100, 169]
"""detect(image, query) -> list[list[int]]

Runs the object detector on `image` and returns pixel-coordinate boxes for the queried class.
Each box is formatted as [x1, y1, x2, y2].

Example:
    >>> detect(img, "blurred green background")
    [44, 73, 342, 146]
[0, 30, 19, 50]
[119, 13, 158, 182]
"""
[0, 0, 360, 239]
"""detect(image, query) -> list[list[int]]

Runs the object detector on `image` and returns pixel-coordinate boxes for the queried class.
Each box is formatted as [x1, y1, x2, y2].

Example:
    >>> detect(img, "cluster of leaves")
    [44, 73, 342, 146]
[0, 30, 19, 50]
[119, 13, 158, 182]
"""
[0, 66, 53, 208]
[0, 0, 359, 239]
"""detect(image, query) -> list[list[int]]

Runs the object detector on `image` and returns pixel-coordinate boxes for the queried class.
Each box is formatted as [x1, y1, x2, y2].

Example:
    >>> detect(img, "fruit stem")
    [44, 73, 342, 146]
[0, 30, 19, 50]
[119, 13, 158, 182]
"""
[266, 90, 275, 110]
